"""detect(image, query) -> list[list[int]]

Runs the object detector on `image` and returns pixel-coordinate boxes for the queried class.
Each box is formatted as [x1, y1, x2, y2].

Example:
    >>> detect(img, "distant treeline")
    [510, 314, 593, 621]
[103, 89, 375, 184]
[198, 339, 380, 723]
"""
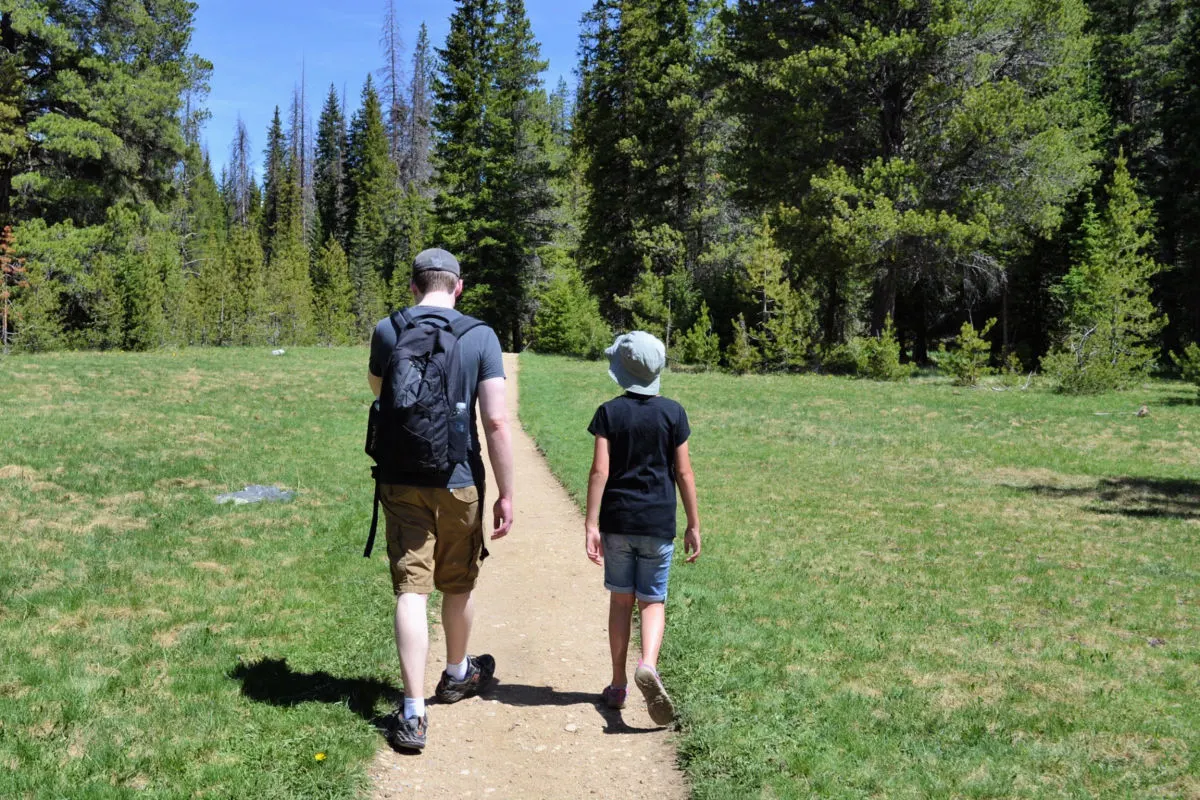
[1, 0, 1198, 386]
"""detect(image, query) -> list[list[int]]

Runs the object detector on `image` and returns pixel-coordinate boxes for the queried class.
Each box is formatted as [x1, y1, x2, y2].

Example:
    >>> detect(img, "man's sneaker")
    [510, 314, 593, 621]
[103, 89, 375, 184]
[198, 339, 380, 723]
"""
[435, 654, 495, 703]
[634, 663, 675, 725]
[385, 712, 427, 752]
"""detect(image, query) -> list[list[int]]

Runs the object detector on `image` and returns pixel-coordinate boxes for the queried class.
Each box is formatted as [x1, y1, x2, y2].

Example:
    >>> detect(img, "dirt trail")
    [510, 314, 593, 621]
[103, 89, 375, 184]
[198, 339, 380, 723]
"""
[369, 354, 688, 800]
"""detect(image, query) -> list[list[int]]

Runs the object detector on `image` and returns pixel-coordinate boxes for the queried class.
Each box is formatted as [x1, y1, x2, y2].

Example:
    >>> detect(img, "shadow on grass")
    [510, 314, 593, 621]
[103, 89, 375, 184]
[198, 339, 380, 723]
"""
[486, 681, 665, 734]
[229, 657, 402, 724]
[1025, 477, 1200, 519]
[1161, 394, 1200, 407]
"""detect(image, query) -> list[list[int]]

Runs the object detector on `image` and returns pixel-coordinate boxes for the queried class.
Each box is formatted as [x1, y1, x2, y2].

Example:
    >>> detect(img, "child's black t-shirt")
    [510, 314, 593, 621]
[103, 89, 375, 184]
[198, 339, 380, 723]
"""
[587, 393, 691, 539]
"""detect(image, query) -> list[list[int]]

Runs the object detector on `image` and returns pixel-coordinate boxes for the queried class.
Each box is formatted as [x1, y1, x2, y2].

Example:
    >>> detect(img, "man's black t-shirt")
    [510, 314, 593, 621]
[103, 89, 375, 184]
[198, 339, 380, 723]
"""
[587, 394, 691, 539]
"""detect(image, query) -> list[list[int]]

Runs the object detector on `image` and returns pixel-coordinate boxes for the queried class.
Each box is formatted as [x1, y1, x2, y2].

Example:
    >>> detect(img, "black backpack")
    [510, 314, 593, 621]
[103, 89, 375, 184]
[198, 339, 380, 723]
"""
[363, 309, 485, 557]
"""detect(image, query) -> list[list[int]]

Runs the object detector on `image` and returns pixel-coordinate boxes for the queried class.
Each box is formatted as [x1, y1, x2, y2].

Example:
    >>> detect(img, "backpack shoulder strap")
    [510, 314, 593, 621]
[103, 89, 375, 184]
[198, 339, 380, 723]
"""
[391, 309, 412, 336]
[449, 315, 486, 340]
[364, 466, 381, 558]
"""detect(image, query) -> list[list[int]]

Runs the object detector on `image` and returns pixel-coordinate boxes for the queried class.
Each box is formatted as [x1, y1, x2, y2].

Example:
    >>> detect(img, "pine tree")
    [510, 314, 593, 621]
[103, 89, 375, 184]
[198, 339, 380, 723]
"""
[314, 85, 350, 252]
[226, 117, 256, 229]
[288, 79, 315, 243]
[261, 105, 314, 345]
[8, 220, 64, 352]
[675, 300, 721, 368]
[740, 217, 812, 371]
[312, 238, 357, 345]
[379, 0, 411, 169]
[1158, 0, 1200, 346]
[104, 206, 168, 352]
[726, 312, 758, 374]
[546, 77, 584, 249]
[434, 0, 504, 320]
[177, 144, 227, 345]
[0, 1, 209, 228]
[391, 186, 432, 304]
[530, 262, 611, 358]
[489, 0, 556, 347]
[576, 0, 710, 311]
[403, 23, 436, 191]
[226, 223, 269, 345]
[346, 75, 400, 332]
[615, 268, 670, 342]
[1044, 153, 1167, 392]
[721, 0, 1101, 354]
[267, 221, 315, 345]
[261, 107, 290, 263]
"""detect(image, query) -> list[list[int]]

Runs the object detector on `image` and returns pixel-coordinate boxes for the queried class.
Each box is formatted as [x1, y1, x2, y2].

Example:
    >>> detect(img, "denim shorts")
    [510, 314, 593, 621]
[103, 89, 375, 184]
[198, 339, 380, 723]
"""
[602, 533, 674, 603]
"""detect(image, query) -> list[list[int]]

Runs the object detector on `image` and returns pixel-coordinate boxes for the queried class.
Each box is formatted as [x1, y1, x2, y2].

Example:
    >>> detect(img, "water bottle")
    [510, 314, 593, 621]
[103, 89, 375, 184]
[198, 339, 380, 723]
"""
[451, 401, 468, 437]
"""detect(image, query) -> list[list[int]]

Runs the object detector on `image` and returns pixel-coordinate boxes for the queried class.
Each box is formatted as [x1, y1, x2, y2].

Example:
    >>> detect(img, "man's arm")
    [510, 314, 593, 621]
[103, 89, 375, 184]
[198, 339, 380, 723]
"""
[584, 436, 609, 565]
[368, 371, 382, 398]
[675, 441, 701, 562]
[477, 376, 514, 539]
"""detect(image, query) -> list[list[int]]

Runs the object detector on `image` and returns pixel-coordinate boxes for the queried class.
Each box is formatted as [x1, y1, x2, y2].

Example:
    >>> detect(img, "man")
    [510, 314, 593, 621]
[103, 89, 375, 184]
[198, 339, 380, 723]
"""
[367, 247, 514, 751]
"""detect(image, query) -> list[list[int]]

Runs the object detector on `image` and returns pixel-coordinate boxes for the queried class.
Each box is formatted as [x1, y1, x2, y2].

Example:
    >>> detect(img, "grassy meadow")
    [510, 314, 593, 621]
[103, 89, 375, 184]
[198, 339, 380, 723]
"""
[518, 353, 1199, 799]
[0, 348, 396, 798]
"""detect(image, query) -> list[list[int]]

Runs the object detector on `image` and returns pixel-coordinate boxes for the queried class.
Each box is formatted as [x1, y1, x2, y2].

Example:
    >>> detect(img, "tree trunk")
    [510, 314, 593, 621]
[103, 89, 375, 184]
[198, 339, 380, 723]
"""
[912, 290, 929, 363]
[823, 275, 840, 346]
[1001, 278, 1010, 355]
[0, 12, 15, 228]
[870, 261, 897, 336]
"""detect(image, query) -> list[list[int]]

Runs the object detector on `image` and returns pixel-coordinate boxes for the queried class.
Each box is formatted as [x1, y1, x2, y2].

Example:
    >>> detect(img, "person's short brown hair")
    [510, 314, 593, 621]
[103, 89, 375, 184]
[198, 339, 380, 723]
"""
[412, 269, 459, 296]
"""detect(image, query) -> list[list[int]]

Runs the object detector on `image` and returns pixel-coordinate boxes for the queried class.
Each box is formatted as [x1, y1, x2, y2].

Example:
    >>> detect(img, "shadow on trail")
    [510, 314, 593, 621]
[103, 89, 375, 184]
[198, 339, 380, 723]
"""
[229, 657, 402, 724]
[485, 681, 665, 734]
[1024, 476, 1200, 520]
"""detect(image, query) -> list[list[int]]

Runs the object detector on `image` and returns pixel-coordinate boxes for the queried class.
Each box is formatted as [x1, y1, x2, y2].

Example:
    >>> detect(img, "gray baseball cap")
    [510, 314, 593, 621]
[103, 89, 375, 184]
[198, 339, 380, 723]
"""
[412, 248, 461, 277]
[606, 331, 666, 396]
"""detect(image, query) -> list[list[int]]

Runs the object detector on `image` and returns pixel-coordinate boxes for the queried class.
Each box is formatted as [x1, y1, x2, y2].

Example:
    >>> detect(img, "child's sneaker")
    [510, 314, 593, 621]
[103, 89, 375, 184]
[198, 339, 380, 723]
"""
[601, 684, 628, 709]
[634, 663, 675, 725]
[435, 654, 495, 703]
[385, 711, 428, 752]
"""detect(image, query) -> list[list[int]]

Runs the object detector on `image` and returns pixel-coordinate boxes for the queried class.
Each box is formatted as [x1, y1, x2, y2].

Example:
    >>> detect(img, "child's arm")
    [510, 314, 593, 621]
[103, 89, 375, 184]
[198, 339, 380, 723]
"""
[584, 435, 609, 565]
[675, 442, 701, 562]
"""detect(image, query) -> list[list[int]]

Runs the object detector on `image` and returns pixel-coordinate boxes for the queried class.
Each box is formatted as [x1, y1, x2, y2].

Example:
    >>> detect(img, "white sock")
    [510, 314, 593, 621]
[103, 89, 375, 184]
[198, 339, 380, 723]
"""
[403, 696, 425, 719]
[446, 657, 469, 682]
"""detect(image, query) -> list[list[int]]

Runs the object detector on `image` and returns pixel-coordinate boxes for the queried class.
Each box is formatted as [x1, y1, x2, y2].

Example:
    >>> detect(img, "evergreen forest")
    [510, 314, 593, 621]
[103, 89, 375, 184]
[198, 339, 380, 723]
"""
[2, 0, 1200, 391]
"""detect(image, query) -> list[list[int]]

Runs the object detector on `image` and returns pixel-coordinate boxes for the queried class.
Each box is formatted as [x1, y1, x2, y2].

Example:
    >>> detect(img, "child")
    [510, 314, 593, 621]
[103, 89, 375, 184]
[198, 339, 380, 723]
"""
[585, 331, 701, 725]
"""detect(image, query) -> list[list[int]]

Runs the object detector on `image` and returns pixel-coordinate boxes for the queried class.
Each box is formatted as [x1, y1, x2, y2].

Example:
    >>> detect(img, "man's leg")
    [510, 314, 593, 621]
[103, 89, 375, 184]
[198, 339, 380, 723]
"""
[609, 592, 636, 687]
[380, 485, 437, 749]
[431, 487, 495, 701]
[395, 592, 430, 701]
[441, 590, 474, 666]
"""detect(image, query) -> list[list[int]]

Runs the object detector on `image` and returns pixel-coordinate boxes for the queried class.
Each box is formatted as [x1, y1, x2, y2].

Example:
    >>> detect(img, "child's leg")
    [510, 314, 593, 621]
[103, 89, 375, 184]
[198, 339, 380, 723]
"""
[633, 535, 675, 671]
[636, 599, 665, 671]
[631, 537, 676, 724]
[608, 592, 635, 687]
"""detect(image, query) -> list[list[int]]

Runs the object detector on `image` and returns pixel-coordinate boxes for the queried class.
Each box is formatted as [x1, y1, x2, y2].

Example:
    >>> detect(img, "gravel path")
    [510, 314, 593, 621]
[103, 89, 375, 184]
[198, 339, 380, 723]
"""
[369, 354, 688, 800]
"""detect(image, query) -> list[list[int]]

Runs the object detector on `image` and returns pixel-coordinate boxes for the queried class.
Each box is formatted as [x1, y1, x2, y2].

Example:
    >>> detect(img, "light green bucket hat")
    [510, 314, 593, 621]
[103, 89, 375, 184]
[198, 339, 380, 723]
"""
[606, 331, 666, 396]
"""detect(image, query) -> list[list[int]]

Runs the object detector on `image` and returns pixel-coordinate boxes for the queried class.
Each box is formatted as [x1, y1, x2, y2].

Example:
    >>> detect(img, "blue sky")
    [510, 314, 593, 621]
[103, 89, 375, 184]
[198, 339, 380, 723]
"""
[191, 0, 593, 175]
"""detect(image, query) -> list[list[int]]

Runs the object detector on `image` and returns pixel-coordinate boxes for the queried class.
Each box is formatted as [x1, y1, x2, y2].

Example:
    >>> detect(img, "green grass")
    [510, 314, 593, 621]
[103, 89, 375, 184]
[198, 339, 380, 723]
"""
[0, 348, 395, 798]
[518, 353, 1199, 800]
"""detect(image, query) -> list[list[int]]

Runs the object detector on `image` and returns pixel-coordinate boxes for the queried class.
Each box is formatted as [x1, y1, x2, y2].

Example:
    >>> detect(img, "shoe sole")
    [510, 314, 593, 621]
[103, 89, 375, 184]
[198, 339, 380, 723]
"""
[388, 734, 426, 752]
[634, 665, 675, 725]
